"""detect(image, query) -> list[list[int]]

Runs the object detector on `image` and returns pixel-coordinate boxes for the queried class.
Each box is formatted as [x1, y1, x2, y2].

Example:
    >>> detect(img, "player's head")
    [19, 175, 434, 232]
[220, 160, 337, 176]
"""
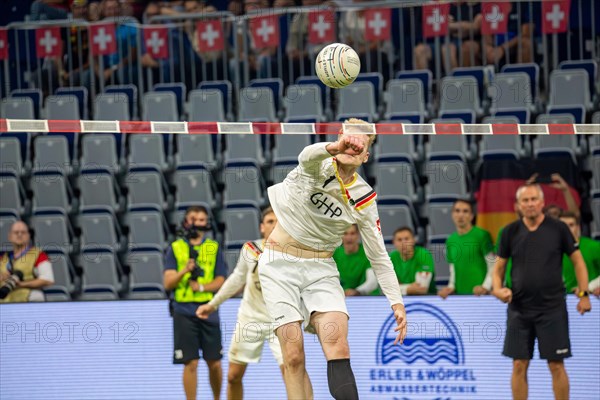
[336, 118, 375, 167]
[8, 221, 30, 247]
[516, 184, 545, 219]
[544, 204, 563, 219]
[260, 206, 277, 239]
[559, 211, 580, 241]
[342, 224, 360, 247]
[392, 227, 415, 255]
[451, 199, 474, 230]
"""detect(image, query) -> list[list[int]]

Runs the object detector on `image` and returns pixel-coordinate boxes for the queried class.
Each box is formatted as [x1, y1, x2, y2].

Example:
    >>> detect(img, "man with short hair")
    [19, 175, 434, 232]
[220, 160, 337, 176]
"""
[492, 184, 591, 400]
[0, 221, 54, 303]
[196, 207, 314, 400]
[257, 119, 406, 400]
[389, 227, 436, 295]
[333, 224, 377, 296]
[163, 206, 227, 400]
[438, 199, 495, 298]
[559, 211, 600, 296]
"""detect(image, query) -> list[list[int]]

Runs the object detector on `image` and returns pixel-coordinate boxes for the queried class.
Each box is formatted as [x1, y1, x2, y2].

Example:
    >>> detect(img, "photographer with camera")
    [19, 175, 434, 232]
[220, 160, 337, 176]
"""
[1, 221, 54, 303]
[163, 206, 227, 400]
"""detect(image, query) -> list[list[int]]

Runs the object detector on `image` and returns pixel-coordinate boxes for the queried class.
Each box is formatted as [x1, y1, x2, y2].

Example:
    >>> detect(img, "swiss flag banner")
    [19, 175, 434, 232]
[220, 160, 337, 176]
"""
[422, 3, 450, 38]
[90, 23, 116, 56]
[542, 0, 571, 34]
[250, 15, 279, 49]
[144, 27, 169, 59]
[308, 10, 335, 44]
[197, 20, 224, 52]
[35, 27, 62, 58]
[365, 8, 391, 41]
[0, 29, 8, 60]
[481, 2, 512, 35]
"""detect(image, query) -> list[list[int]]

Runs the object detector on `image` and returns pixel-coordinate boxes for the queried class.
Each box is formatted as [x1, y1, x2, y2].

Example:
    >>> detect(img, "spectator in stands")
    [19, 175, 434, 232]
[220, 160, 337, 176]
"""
[389, 227, 436, 295]
[527, 173, 581, 219]
[97, 0, 139, 85]
[492, 184, 590, 400]
[438, 199, 495, 298]
[462, 1, 534, 66]
[0, 221, 54, 303]
[30, 0, 82, 21]
[560, 211, 600, 296]
[414, 1, 482, 72]
[340, 0, 393, 82]
[333, 224, 377, 296]
[163, 205, 227, 400]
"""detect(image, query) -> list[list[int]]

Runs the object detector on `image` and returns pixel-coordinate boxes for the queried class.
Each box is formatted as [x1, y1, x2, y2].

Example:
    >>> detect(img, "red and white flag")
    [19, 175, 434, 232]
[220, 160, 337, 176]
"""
[90, 23, 116, 56]
[197, 20, 224, 52]
[365, 8, 391, 41]
[308, 10, 335, 44]
[250, 15, 279, 49]
[36, 27, 62, 58]
[481, 2, 512, 35]
[144, 27, 169, 59]
[542, 0, 571, 34]
[0, 28, 8, 60]
[422, 3, 450, 38]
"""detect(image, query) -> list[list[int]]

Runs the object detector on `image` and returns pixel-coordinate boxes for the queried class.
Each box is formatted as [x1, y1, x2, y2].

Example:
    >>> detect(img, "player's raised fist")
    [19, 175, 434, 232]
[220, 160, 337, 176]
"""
[338, 135, 365, 156]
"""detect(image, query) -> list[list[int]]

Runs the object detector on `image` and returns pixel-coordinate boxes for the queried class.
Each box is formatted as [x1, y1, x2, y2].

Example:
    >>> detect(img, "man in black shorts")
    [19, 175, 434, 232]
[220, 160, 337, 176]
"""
[492, 184, 591, 400]
[163, 206, 227, 400]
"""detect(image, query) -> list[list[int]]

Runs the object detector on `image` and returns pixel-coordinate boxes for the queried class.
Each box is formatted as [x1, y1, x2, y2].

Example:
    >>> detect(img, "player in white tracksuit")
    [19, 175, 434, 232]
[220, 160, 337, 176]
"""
[196, 208, 313, 400]
[258, 119, 407, 400]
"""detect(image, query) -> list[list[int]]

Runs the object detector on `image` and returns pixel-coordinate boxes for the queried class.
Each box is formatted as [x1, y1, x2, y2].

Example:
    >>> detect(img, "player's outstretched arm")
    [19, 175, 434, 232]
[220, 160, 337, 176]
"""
[196, 245, 252, 319]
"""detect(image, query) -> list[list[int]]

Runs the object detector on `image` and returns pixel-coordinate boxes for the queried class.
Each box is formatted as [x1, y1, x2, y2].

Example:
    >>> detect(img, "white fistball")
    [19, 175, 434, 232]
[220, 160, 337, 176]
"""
[315, 43, 361, 89]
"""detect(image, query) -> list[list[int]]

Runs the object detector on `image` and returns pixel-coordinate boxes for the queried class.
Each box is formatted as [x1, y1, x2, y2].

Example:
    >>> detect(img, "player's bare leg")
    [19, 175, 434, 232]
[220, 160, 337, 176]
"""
[227, 362, 247, 400]
[276, 321, 308, 400]
[512, 359, 529, 400]
[183, 359, 199, 400]
[311, 311, 359, 399]
[279, 363, 314, 400]
[548, 360, 569, 400]
[206, 359, 223, 400]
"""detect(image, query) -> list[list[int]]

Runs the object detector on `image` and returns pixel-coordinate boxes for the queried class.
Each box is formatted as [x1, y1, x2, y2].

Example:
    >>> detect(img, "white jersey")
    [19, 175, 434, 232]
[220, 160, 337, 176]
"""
[209, 240, 271, 322]
[268, 142, 404, 306]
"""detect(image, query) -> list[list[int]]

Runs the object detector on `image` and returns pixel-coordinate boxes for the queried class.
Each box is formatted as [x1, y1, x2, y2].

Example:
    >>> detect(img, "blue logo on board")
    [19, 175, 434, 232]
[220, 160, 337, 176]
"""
[376, 303, 465, 366]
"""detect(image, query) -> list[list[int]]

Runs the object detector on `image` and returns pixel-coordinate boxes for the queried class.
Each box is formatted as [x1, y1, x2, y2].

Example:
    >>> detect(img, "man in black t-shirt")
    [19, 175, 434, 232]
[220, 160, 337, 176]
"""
[492, 184, 591, 400]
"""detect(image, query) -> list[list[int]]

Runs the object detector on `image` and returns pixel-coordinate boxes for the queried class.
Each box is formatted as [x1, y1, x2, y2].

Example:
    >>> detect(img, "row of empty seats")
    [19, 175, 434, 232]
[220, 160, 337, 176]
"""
[2, 61, 598, 124]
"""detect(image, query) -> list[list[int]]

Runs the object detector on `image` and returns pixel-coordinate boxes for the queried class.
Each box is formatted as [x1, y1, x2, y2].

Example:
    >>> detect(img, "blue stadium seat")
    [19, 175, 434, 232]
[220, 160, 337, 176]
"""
[198, 80, 233, 120]
[153, 82, 186, 118]
[249, 78, 284, 114]
[559, 59, 597, 101]
[105, 84, 138, 119]
[396, 70, 433, 109]
[501, 63, 540, 105]
[10, 89, 42, 119]
[354, 72, 384, 109]
[493, 108, 531, 124]
[296, 75, 332, 116]
[55, 86, 89, 119]
[451, 67, 491, 106]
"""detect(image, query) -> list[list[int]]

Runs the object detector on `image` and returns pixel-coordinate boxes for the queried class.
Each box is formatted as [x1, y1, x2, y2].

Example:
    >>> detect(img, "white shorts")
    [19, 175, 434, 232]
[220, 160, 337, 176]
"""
[257, 249, 349, 328]
[228, 318, 283, 365]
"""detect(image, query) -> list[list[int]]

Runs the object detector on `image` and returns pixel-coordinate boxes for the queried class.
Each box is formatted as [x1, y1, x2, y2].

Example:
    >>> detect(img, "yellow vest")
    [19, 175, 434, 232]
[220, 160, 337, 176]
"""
[0, 247, 42, 303]
[172, 238, 219, 303]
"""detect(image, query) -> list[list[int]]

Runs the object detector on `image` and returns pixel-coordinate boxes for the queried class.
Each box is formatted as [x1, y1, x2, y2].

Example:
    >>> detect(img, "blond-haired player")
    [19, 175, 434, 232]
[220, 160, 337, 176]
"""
[258, 119, 407, 400]
[196, 207, 313, 400]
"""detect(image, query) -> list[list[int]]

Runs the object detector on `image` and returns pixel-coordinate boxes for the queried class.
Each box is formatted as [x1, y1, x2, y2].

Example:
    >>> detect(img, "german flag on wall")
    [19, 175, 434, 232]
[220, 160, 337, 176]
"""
[474, 157, 581, 243]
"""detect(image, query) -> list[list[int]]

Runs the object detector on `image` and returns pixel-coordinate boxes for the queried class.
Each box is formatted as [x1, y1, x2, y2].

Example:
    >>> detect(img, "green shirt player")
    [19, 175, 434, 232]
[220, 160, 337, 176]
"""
[438, 199, 495, 298]
[560, 211, 600, 296]
[389, 227, 436, 295]
[333, 224, 378, 296]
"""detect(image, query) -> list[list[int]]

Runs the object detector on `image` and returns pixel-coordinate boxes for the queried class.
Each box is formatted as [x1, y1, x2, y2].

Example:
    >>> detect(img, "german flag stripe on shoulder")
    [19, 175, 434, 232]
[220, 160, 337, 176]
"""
[244, 241, 261, 258]
[355, 190, 377, 210]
